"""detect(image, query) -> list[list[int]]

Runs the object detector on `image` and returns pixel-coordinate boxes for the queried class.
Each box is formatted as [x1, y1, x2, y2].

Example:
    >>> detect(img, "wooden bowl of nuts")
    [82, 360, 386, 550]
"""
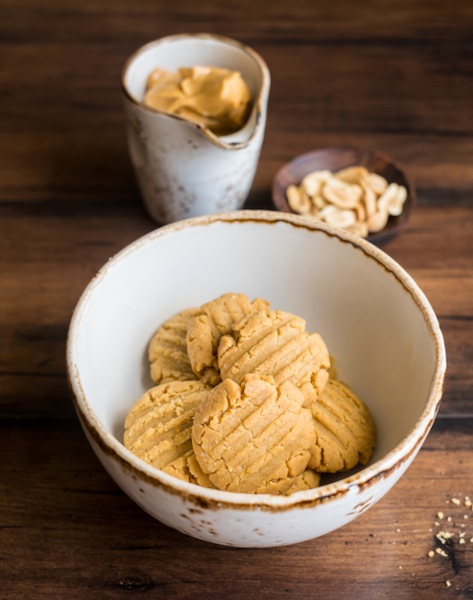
[272, 146, 415, 245]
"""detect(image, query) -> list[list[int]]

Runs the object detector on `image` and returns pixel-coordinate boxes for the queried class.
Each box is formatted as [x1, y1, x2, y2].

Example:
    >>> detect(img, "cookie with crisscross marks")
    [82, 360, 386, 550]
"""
[124, 380, 211, 471]
[148, 308, 200, 385]
[309, 378, 376, 473]
[218, 309, 331, 405]
[284, 469, 321, 494]
[162, 450, 215, 488]
[192, 374, 316, 494]
[186, 292, 269, 385]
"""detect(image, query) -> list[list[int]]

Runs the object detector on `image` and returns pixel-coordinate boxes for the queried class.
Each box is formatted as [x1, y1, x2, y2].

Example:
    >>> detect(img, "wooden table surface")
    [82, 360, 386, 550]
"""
[1, 1, 472, 598]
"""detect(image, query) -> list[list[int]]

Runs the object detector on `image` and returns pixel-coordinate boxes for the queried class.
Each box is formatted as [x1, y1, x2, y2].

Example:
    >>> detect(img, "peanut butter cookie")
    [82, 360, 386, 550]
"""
[218, 309, 331, 405]
[284, 469, 321, 494]
[124, 380, 211, 472]
[148, 308, 200, 384]
[162, 450, 215, 488]
[309, 378, 376, 472]
[186, 293, 269, 386]
[192, 374, 316, 494]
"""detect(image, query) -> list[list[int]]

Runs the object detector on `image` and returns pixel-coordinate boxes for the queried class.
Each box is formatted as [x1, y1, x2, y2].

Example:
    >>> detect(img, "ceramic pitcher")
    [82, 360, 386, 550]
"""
[121, 33, 271, 224]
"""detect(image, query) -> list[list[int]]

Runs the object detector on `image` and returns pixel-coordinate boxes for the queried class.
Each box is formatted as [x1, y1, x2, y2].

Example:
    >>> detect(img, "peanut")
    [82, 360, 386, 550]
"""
[284, 165, 408, 238]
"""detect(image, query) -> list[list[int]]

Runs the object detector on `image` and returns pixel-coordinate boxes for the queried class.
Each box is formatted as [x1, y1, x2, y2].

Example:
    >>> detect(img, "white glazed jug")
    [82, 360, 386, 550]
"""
[121, 33, 271, 224]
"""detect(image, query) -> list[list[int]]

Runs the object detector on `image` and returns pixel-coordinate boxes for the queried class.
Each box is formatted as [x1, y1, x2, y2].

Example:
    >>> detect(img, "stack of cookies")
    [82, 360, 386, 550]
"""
[124, 293, 376, 495]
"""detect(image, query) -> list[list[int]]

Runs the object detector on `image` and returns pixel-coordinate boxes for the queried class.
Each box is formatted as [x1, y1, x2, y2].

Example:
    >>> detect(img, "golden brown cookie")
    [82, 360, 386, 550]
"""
[192, 374, 316, 494]
[309, 378, 376, 473]
[218, 309, 331, 405]
[148, 308, 200, 385]
[162, 450, 215, 488]
[186, 293, 269, 386]
[124, 380, 211, 472]
[284, 469, 321, 494]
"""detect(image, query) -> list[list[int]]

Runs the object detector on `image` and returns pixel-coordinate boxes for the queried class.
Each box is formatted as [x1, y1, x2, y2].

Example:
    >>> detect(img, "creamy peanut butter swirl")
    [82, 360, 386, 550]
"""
[143, 65, 252, 135]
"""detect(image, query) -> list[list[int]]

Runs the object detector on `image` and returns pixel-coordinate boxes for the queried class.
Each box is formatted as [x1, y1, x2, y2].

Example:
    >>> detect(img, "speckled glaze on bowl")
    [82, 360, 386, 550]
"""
[272, 146, 415, 246]
[66, 210, 446, 548]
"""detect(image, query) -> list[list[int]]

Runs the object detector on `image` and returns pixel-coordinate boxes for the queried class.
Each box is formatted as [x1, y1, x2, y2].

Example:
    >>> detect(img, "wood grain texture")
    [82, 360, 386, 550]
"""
[1, 420, 472, 599]
[0, 0, 472, 597]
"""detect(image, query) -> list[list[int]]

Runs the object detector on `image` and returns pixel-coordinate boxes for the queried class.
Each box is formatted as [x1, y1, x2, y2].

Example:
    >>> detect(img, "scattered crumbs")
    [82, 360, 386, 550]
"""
[396, 528, 401, 533]
[398, 565, 403, 570]
[436, 531, 453, 544]
[427, 494, 472, 588]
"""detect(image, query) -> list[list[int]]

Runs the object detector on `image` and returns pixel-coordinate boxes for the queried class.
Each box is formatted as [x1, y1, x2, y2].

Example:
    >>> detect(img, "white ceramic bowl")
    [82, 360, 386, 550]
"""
[66, 210, 446, 548]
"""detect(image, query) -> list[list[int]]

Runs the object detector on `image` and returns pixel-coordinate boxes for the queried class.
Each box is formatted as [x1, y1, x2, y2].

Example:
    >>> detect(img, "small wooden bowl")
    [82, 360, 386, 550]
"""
[272, 146, 415, 246]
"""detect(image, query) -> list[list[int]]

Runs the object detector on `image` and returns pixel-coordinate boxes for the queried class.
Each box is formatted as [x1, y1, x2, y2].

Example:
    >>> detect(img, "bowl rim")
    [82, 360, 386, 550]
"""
[271, 145, 416, 246]
[66, 209, 446, 511]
